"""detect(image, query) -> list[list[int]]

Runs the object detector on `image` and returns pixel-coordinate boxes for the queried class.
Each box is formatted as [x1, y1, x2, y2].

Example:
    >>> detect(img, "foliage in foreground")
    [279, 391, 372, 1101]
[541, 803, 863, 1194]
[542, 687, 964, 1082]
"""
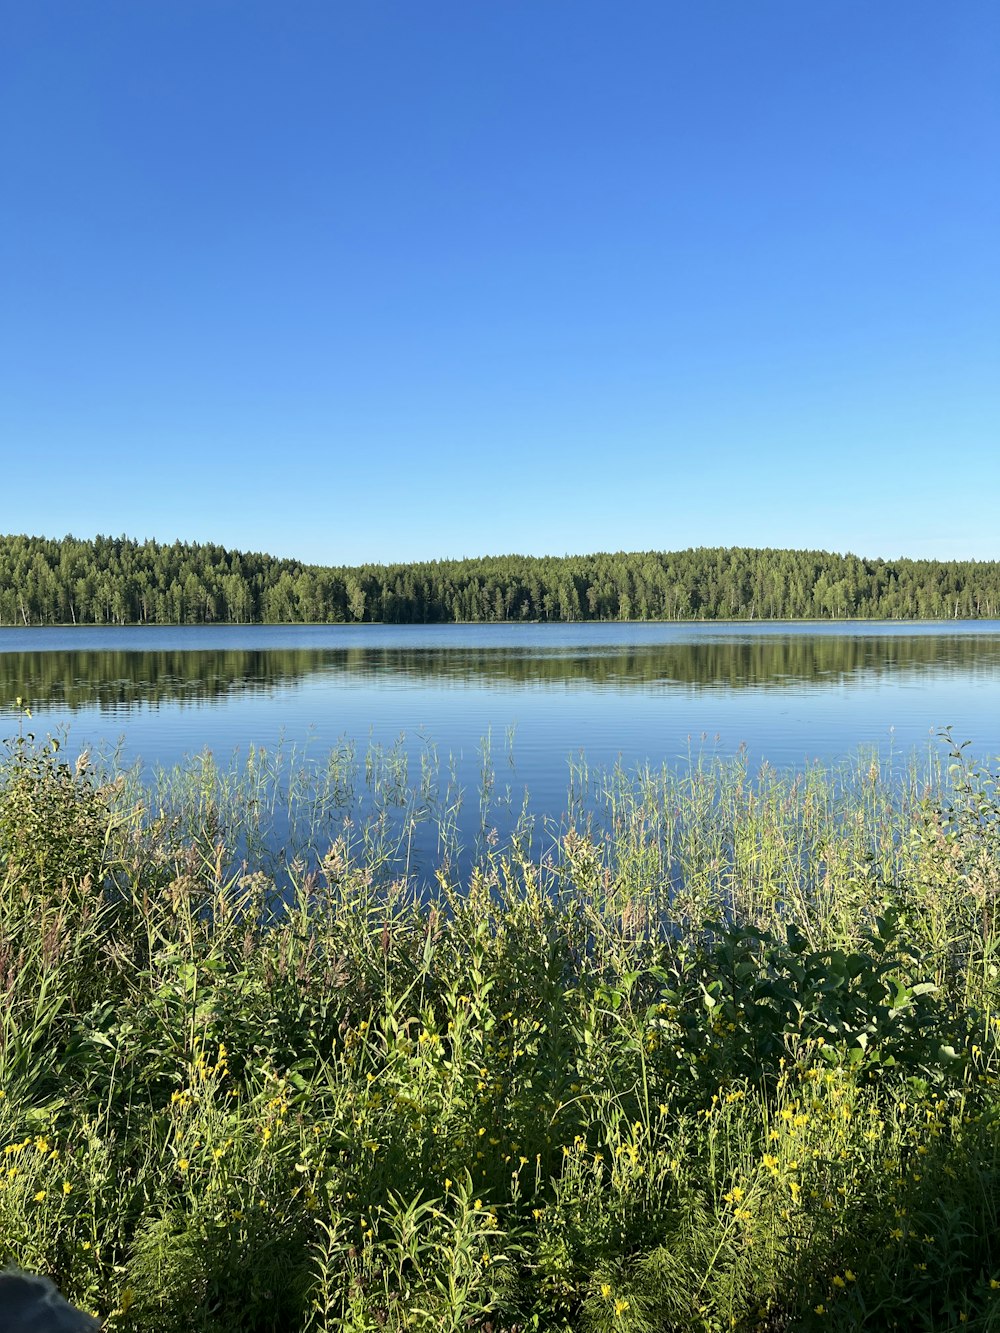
[2, 729, 1000, 1329]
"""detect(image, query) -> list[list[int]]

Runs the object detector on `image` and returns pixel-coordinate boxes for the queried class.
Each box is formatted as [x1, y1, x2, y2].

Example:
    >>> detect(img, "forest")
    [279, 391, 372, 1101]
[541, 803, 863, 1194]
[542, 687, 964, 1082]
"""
[1, 533, 999, 625]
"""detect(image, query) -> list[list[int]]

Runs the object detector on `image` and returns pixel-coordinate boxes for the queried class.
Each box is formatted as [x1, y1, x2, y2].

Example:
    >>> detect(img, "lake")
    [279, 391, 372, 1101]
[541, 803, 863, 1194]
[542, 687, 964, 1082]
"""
[1, 621, 998, 872]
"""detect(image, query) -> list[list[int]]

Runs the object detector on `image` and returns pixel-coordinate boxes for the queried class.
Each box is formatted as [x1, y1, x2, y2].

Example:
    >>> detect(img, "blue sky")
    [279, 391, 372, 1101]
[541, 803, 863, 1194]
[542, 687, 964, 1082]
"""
[2, 1, 998, 566]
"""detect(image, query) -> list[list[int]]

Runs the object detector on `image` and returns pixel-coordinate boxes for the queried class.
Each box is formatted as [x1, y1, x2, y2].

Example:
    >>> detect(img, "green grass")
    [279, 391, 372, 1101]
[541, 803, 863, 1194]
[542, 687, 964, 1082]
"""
[1, 721, 1000, 1330]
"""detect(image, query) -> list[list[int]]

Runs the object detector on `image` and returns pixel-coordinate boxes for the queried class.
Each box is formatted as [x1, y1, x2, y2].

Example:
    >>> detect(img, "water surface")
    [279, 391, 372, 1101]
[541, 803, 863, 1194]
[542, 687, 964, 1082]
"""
[1, 622, 997, 865]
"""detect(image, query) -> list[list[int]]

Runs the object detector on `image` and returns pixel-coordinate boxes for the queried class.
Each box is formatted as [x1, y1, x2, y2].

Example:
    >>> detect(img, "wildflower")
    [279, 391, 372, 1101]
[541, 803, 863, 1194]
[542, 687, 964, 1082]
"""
[34, 1190, 46, 1202]
[601, 1283, 612, 1298]
[614, 1298, 630, 1315]
[178, 1159, 189, 1171]
[62, 1181, 72, 1195]
[832, 1275, 845, 1288]
[814, 1305, 825, 1315]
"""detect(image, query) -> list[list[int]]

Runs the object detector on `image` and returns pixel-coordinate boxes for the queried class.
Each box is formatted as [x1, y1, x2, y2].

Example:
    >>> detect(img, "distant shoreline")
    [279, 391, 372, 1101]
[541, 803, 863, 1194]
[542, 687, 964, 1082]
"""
[1, 616, 998, 631]
[2, 535, 998, 626]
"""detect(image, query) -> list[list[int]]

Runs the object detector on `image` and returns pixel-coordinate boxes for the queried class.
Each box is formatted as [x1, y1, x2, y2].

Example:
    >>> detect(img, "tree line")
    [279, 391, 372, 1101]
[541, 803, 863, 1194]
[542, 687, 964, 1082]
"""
[1, 533, 999, 625]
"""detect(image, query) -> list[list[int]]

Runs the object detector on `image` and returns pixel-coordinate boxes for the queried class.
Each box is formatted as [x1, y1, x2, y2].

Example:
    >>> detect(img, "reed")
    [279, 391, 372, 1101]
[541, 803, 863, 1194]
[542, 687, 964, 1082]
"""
[0, 723, 998, 1330]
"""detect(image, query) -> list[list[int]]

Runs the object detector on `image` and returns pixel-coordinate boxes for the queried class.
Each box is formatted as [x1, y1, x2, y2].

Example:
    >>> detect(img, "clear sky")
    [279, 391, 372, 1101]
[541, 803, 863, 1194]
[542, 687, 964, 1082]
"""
[2, 1, 998, 566]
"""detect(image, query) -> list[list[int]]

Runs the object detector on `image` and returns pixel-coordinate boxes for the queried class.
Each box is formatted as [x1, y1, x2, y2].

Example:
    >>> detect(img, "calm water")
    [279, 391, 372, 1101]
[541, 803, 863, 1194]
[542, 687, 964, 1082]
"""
[1, 622, 998, 865]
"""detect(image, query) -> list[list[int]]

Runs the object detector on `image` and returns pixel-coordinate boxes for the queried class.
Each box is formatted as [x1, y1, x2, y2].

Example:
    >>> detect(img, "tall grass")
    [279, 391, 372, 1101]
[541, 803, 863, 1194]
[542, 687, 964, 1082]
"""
[1, 721, 999, 1330]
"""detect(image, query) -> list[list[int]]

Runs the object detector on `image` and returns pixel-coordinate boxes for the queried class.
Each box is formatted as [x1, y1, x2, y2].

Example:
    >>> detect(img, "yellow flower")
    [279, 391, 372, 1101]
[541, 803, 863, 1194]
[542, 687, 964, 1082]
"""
[34, 1190, 46, 1202]
[614, 1298, 630, 1316]
[832, 1275, 846, 1288]
[178, 1158, 189, 1172]
[814, 1304, 825, 1315]
[62, 1181, 72, 1195]
[601, 1283, 612, 1298]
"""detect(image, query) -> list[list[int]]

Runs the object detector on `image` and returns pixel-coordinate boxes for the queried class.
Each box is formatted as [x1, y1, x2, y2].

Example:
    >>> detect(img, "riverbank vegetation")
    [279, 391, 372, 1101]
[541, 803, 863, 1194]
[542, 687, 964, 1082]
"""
[2, 729, 1000, 1329]
[3, 534, 1000, 625]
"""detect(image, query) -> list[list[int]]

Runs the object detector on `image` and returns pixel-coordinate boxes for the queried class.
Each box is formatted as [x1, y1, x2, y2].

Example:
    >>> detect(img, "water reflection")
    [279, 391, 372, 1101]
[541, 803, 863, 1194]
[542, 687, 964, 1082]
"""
[1, 631, 999, 714]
